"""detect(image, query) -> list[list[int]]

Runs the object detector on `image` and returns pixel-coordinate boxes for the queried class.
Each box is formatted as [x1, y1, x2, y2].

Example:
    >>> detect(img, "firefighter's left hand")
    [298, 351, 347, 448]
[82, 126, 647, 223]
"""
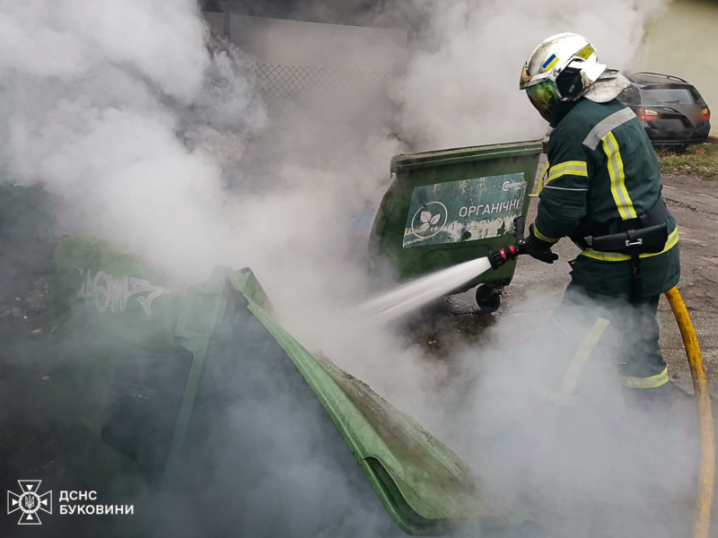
[525, 224, 559, 264]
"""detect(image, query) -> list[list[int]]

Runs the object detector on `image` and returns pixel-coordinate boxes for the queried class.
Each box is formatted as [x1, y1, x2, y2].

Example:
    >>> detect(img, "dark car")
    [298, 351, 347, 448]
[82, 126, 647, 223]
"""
[618, 72, 711, 147]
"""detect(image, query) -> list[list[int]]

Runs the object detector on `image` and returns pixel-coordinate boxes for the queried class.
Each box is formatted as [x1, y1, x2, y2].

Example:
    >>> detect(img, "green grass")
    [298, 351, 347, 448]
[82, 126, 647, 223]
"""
[656, 143, 718, 180]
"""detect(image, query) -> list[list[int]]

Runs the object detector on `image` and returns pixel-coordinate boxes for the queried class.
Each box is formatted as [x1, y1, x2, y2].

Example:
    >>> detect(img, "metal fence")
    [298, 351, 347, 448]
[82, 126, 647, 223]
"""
[203, 11, 405, 112]
[249, 63, 393, 102]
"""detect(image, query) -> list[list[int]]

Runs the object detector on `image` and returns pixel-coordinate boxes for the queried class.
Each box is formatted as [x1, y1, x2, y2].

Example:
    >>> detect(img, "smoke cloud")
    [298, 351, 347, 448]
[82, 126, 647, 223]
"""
[1, 0, 690, 536]
[0, 0, 269, 284]
[0, 0, 669, 320]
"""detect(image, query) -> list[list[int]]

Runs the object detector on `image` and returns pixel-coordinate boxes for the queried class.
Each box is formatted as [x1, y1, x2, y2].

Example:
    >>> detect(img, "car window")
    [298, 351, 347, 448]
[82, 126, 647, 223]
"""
[640, 88, 694, 105]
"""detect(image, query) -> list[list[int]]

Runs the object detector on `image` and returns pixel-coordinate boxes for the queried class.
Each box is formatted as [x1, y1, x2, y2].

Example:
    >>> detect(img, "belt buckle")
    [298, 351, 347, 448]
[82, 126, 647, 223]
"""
[625, 238, 643, 248]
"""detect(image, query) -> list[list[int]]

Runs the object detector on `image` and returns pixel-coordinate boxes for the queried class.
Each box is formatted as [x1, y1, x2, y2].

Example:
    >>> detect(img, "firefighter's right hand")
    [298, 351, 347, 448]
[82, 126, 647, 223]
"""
[525, 224, 559, 264]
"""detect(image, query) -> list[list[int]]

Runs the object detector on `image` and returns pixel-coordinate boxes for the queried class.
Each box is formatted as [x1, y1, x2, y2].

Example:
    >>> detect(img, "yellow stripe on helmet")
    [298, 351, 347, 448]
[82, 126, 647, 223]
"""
[575, 45, 595, 61]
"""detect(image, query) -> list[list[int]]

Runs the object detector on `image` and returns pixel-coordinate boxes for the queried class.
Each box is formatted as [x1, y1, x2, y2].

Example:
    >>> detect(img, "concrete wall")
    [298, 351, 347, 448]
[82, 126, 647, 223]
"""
[642, 0, 718, 134]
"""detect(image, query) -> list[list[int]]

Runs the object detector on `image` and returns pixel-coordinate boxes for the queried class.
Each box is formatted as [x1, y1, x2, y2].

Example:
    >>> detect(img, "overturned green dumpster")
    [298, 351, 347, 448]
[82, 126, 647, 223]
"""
[370, 140, 543, 292]
[47, 236, 517, 536]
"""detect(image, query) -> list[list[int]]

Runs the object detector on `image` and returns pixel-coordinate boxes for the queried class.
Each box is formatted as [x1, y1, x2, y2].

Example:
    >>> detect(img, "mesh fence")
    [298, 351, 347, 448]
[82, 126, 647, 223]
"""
[249, 63, 394, 104]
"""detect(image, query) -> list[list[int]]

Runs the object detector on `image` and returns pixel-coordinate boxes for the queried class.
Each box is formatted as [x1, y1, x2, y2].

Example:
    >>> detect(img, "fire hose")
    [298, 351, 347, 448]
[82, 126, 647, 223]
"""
[665, 287, 715, 538]
[489, 218, 715, 538]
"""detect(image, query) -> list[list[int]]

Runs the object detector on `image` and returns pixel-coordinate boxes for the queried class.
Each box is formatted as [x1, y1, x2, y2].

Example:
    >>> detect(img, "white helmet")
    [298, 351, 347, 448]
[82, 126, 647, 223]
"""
[520, 33, 607, 123]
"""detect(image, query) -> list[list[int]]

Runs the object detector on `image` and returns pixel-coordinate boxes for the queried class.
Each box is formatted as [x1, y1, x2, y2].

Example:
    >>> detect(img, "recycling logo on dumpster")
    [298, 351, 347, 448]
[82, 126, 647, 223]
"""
[403, 173, 526, 248]
[409, 201, 449, 240]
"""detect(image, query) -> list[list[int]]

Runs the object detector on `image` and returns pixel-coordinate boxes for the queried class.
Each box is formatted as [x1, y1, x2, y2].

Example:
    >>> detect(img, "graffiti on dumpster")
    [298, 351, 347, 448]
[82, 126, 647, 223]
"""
[77, 269, 171, 316]
[402, 173, 526, 248]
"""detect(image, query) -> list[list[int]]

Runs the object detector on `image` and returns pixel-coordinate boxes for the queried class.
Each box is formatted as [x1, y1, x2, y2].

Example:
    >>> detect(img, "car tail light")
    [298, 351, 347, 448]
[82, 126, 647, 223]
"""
[636, 108, 658, 122]
[701, 108, 711, 122]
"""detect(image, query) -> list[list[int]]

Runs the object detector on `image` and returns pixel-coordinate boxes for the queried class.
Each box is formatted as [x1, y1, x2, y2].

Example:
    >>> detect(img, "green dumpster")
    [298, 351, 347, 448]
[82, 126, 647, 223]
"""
[369, 140, 543, 291]
[47, 237, 520, 536]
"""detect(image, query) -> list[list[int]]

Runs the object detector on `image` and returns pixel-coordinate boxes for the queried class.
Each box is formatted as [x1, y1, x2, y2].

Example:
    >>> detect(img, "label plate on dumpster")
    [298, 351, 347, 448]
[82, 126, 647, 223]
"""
[402, 173, 526, 248]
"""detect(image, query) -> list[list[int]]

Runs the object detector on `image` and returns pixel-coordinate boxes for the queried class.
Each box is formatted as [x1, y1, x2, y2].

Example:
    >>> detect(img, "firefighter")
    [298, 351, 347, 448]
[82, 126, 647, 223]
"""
[519, 33, 680, 406]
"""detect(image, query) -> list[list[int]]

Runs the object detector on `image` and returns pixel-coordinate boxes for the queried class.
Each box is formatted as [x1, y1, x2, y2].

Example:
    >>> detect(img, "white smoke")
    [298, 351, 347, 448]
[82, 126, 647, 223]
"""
[1, 0, 694, 536]
[1, 0, 267, 283]
[238, 0, 672, 400]
[0, 0, 669, 306]
[396, 0, 668, 149]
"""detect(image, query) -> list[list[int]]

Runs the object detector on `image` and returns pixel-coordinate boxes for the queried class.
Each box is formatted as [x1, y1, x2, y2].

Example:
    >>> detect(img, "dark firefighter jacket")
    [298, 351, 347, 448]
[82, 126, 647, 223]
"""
[534, 98, 680, 298]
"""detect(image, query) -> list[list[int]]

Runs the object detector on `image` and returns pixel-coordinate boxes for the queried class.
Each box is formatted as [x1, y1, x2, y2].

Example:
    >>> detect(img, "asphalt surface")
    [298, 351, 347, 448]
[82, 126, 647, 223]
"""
[416, 173, 718, 398]
[509, 174, 718, 397]
[1, 171, 717, 535]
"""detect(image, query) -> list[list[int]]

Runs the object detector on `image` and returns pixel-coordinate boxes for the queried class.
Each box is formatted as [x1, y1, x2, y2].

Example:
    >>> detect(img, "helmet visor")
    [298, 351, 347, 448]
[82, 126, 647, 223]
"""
[526, 80, 560, 123]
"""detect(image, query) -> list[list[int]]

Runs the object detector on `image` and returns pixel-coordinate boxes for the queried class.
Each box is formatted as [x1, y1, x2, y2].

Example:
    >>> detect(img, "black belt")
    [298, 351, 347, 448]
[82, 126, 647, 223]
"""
[602, 198, 670, 235]
[570, 199, 670, 253]
[570, 199, 670, 302]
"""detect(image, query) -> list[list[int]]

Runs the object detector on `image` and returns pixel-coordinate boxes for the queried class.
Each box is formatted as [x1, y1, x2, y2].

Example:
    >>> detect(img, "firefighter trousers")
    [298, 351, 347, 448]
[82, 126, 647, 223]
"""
[531, 282, 671, 408]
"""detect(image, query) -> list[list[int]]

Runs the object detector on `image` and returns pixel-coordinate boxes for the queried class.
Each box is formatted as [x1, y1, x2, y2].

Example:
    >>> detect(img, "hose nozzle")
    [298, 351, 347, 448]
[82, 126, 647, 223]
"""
[487, 216, 528, 269]
[488, 244, 521, 269]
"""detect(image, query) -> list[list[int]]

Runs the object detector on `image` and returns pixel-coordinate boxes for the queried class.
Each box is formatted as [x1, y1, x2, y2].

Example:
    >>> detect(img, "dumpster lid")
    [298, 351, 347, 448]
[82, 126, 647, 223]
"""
[49, 237, 517, 535]
[232, 270, 514, 534]
[391, 139, 543, 173]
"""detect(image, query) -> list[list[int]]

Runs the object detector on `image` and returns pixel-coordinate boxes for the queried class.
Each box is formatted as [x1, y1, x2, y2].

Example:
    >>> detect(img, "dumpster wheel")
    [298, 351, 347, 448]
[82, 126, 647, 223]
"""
[475, 285, 501, 314]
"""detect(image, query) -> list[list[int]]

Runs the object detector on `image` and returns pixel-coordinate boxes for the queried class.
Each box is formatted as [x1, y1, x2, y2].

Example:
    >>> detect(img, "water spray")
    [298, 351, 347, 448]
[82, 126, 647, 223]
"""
[355, 217, 528, 324]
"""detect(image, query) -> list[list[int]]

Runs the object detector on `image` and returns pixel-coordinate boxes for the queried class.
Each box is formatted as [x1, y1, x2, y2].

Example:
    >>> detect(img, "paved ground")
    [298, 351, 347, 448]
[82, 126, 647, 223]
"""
[512, 174, 718, 396]
[408, 171, 718, 534]
[1, 172, 716, 535]
[418, 173, 718, 397]
[660, 176, 718, 395]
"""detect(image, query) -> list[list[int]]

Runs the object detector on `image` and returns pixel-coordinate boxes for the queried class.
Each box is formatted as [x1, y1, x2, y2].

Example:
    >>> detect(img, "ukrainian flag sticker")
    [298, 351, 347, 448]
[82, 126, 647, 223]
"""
[542, 54, 559, 71]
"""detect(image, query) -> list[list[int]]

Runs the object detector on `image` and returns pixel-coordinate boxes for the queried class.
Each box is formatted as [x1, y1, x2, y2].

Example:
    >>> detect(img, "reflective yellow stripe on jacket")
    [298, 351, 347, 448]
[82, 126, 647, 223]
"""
[602, 131, 638, 221]
[546, 160, 588, 183]
[580, 227, 679, 261]
[533, 224, 558, 243]
[533, 160, 550, 196]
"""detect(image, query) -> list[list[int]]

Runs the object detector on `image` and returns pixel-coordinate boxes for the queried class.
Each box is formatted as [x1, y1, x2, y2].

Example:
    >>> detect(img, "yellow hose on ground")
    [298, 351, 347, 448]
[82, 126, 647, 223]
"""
[664, 287, 715, 538]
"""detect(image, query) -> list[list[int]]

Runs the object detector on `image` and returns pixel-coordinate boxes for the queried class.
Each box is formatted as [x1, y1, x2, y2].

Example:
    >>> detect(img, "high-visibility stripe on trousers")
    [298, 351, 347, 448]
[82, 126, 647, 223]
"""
[622, 367, 670, 389]
[531, 284, 670, 405]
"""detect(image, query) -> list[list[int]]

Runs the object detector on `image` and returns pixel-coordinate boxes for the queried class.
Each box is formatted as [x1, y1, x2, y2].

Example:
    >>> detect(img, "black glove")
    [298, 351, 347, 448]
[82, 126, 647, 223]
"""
[525, 224, 559, 264]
